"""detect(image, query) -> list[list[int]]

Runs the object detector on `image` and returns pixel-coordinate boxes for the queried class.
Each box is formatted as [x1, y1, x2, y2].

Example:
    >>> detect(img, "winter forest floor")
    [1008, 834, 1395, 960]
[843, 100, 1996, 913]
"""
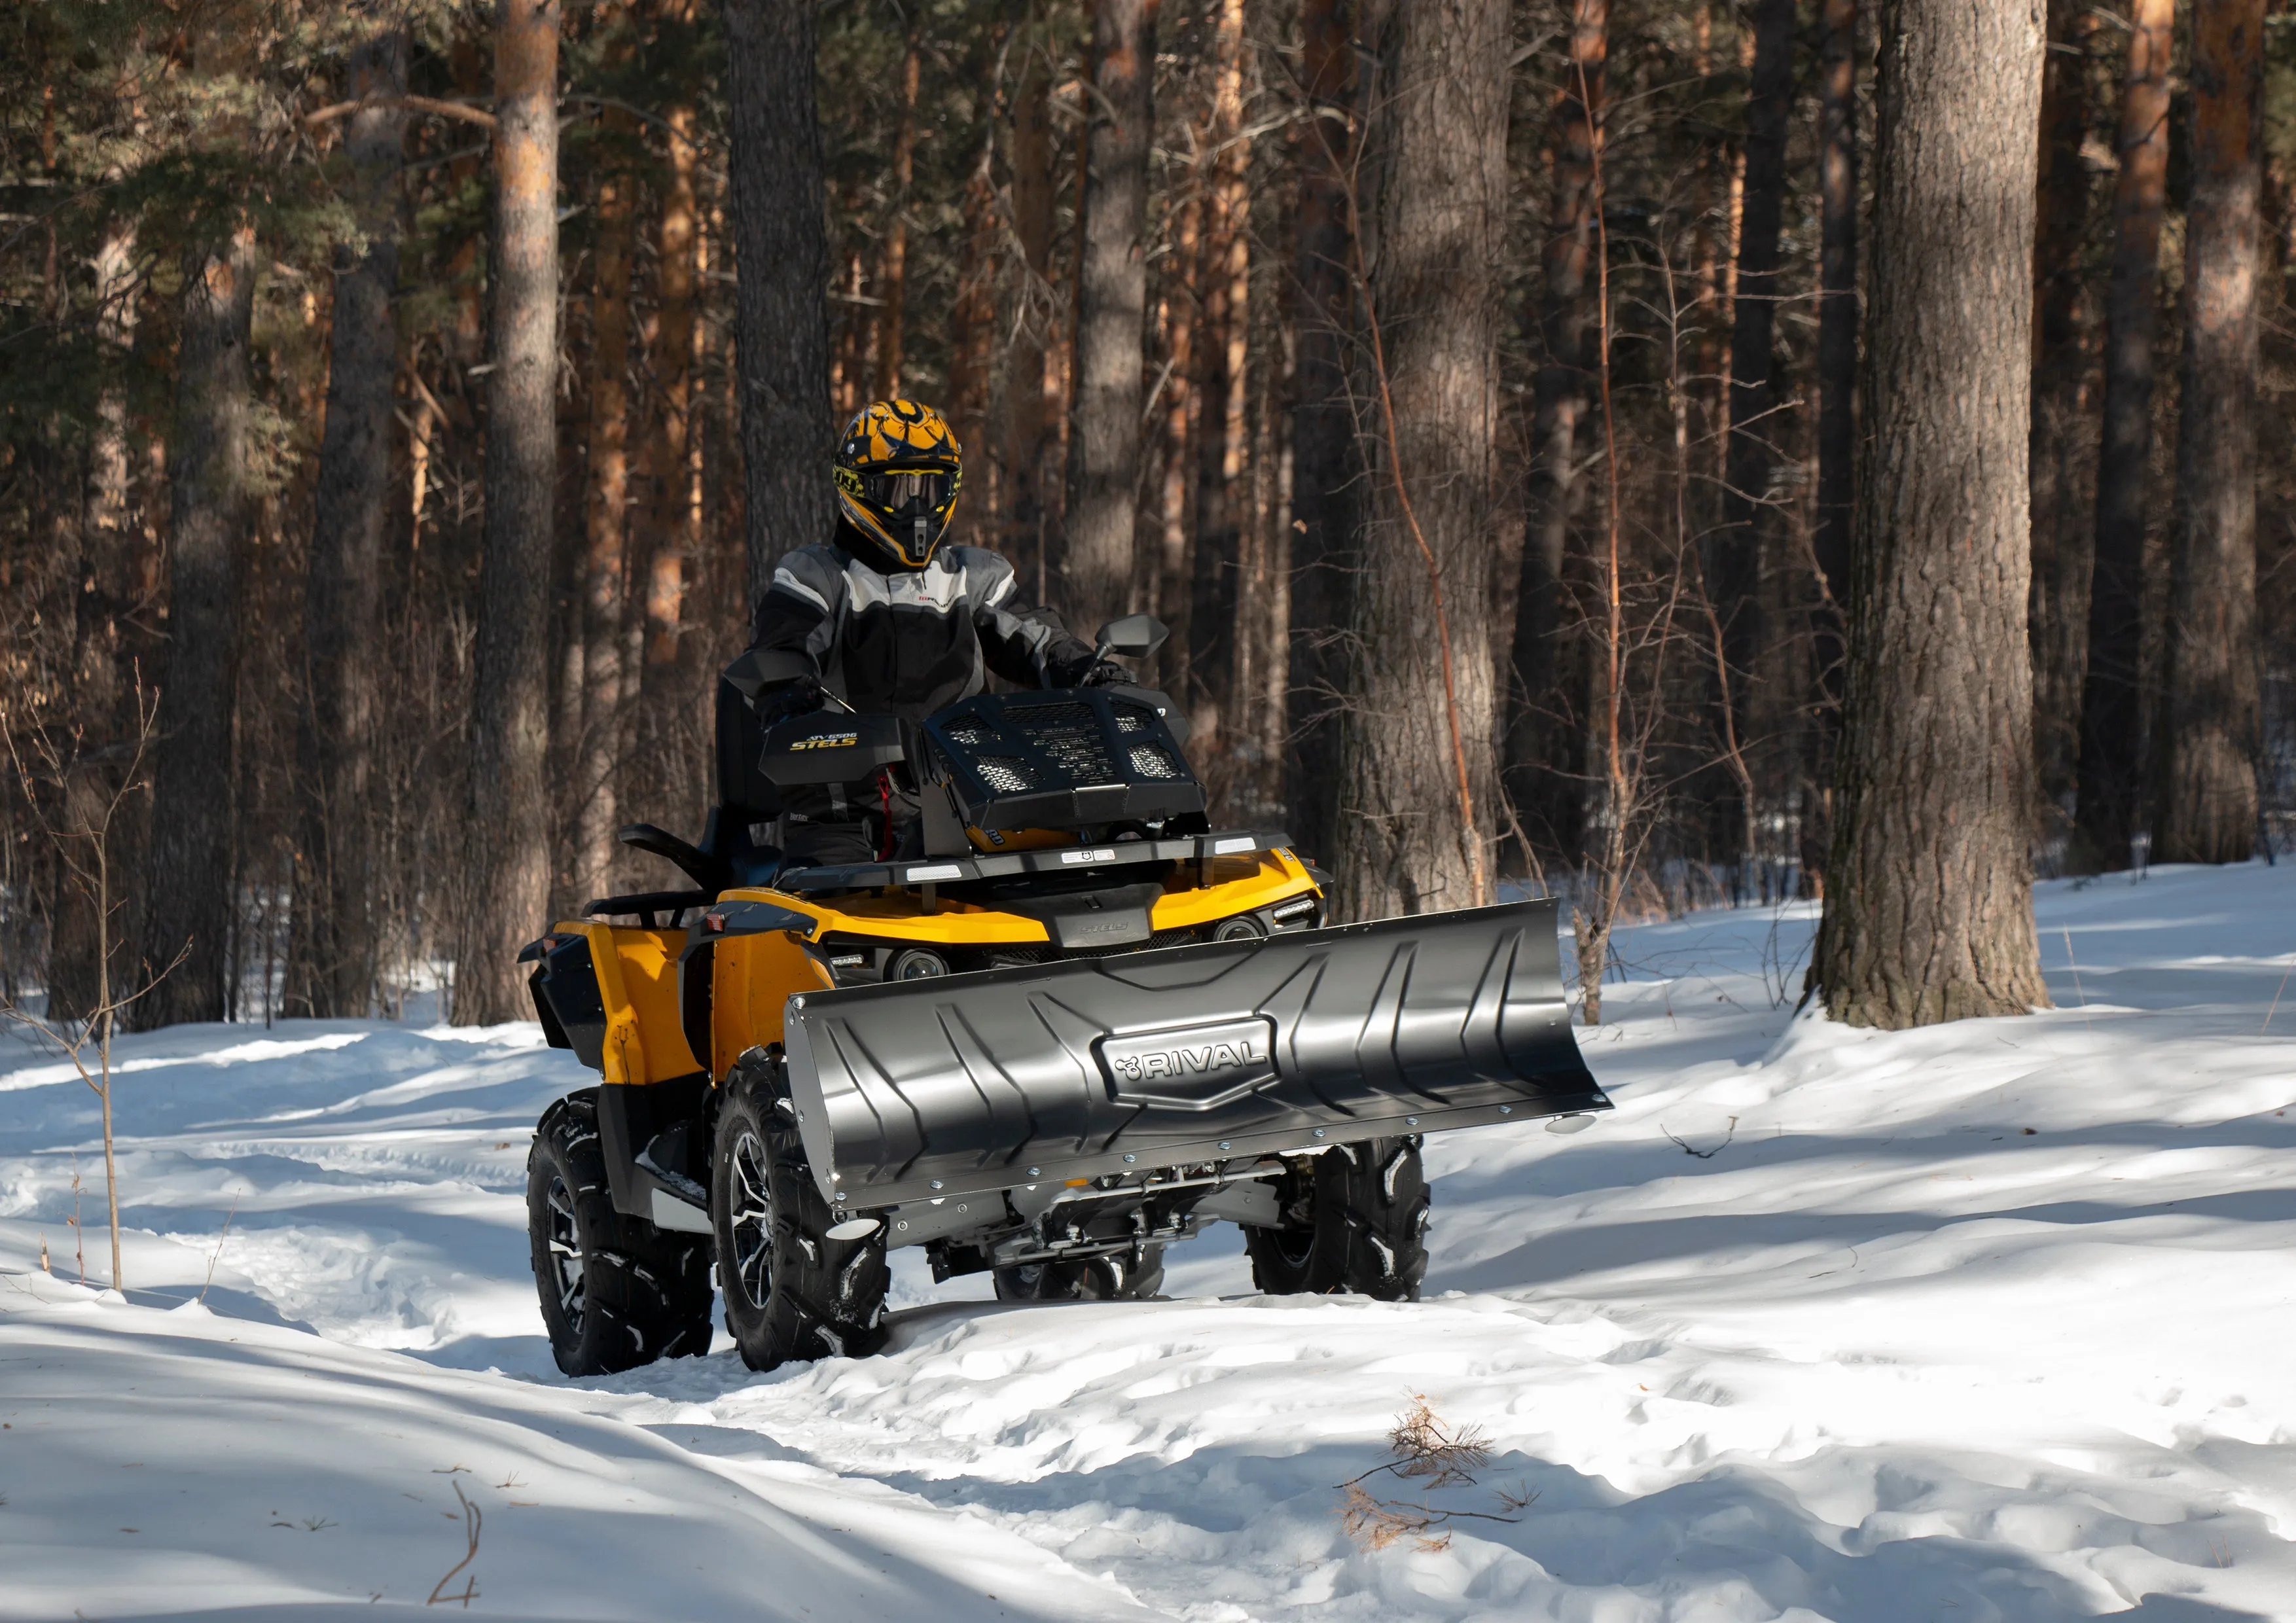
[1, 865, 2293, 1621]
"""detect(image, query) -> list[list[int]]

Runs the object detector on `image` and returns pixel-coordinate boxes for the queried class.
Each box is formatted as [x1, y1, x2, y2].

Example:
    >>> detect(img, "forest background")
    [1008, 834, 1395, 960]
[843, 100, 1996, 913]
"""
[3, 0, 2291, 1031]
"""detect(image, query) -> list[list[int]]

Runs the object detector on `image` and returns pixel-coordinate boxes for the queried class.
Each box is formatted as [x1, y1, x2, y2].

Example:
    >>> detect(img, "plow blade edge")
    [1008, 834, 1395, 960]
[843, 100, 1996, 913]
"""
[781, 898, 1608, 1208]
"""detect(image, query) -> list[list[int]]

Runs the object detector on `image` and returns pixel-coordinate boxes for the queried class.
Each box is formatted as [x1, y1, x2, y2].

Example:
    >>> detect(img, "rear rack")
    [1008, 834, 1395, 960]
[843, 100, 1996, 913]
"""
[770, 827, 1295, 896]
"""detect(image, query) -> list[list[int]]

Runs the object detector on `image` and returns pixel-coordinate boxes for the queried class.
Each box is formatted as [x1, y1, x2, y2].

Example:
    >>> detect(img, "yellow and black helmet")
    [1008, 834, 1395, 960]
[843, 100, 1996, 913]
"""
[832, 399, 963, 570]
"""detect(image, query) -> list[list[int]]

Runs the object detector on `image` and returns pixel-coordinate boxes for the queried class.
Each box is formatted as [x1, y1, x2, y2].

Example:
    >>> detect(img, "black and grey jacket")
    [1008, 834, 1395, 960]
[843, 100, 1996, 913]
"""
[747, 526, 1101, 722]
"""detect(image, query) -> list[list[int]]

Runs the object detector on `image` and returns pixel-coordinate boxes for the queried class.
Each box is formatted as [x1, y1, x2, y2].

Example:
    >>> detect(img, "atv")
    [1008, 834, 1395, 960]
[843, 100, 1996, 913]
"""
[521, 615, 1608, 1376]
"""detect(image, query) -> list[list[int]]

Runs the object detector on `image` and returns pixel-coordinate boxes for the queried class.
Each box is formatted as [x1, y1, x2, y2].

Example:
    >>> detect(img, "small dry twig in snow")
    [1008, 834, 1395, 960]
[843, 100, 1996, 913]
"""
[1336, 1397, 1535, 1552]
[426, 1480, 481, 1607]
[1664, 1115, 1738, 1159]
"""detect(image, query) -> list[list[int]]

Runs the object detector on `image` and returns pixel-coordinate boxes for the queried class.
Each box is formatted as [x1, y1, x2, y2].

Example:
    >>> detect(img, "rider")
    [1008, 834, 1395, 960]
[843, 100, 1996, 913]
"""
[735, 399, 1125, 866]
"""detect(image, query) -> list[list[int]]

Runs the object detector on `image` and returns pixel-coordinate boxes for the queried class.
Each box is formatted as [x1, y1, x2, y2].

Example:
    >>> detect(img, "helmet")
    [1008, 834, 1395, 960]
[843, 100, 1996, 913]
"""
[832, 400, 963, 570]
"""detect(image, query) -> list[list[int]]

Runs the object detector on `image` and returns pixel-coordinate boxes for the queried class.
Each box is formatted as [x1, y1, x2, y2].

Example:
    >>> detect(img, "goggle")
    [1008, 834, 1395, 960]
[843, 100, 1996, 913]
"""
[859, 468, 952, 512]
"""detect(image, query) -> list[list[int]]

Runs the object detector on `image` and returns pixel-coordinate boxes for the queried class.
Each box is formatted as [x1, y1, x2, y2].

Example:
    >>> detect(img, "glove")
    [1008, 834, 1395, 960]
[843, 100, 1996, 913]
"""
[1079, 660, 1131, 688]
[755, 675, 825, 725]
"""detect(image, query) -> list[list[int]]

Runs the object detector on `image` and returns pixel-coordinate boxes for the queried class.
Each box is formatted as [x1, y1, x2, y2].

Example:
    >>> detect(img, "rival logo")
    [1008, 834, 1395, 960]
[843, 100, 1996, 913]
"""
[1098, 1017, 1277, 1111]
[789, 732, 859, 751]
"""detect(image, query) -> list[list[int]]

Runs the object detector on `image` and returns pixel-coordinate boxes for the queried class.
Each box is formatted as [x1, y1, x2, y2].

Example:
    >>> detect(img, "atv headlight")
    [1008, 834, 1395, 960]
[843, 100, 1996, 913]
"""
[1270, 897, 1319, 929]
[889, 947, 950, 980]
[1213, 918, 1265, 943]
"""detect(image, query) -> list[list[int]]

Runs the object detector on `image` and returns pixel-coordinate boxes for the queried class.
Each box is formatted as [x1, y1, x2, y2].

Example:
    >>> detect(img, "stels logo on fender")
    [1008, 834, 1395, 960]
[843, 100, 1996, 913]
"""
[1098, 1016, 1278, 1111]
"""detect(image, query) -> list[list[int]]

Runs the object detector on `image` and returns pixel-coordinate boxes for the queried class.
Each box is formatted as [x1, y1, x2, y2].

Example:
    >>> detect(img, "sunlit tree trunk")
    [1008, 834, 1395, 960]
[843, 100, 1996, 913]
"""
[1003, 50, 1057, 596]
[642, 29, 700, 680]
[293, 26, 408, 1018]
[875, 31, 920, 401]
[459, 0, 562, 1026]
[2072, 0, 2174, 871]
[1814, 0, 2051, 1030]
[2155, 0, 2265, 862]
[1064, 0, 1156, 641]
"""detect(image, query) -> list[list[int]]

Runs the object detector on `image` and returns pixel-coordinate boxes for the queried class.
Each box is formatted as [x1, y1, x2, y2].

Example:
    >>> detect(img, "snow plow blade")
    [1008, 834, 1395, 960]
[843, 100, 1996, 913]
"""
[781, 897, 1607, 1208]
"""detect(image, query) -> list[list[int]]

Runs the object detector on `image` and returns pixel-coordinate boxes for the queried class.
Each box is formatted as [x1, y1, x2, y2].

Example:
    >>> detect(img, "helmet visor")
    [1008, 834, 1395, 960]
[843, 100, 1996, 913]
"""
[862, 469, 952, 512]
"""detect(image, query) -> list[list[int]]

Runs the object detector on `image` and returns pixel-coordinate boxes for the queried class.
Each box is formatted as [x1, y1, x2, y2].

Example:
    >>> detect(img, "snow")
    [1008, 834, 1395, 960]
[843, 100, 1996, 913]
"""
[3, 861, 2293, 1620]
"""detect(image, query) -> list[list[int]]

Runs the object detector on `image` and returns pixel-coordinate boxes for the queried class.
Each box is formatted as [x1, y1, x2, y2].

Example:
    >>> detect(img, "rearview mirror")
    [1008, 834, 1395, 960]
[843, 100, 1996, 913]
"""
[1094, 613, 1170, 660]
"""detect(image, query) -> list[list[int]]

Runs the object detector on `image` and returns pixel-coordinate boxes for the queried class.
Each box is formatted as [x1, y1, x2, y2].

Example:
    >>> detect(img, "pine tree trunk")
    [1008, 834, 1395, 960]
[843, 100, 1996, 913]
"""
[459, 0, 561, 1026]
[1710, 0, 1795, 874]
[135, 223, 258, 1029]
[875, 34, 920, 401]
[1157, 192, 1199, 698]
[1336, 0, 1504, 919]
[2155, 0, 2264, 863]
[1190, 4, 1247, 741]
[723, 0, 834, 601]
[1812, 0, 1858, 693]
[2072, 0, 2174, 872]
[293, 27, 407, 1018]
[1284, 0, 1354, 872]
[1505, 0, 1604, 865]
[642, 52, 700, 677]
[1813, 0, 2051, 1031]
[2027, 0, 2101, 812]
[575, 92, 638, 912]
[1064, 0, 1156, 641]
[50, 225, 143, 1026]
[1003, 54, 1057, 596]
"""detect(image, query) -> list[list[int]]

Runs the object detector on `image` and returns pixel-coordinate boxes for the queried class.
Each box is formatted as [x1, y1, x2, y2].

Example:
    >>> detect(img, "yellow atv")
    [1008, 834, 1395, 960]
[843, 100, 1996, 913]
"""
[521, 616, 1607, 1376]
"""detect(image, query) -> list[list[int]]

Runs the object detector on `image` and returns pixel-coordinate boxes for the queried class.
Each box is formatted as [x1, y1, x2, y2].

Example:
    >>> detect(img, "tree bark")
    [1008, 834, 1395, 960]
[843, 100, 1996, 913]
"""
[1812, 0, 1857, 694]
[1505, 0, 1605, 865]
[137, 224, 258, 1029]
[1284, 0, 1354, 872]
[1003, 50, 1058, 596]
[1157, 191, 1199, 697]
[1710, 0, 1795, 872]
[459, 0, 561, 1026]
[1063, 0, 1156, 642]
[2072, 0, 2174, 871]
[875, 32, 920, 401]
[1336, 0, 1505, 919]
[723, 0, 834, 601]
[642, 34, 700, 677]
[2026, 0, 2101, 811]
[1813, 0, 2051, 1031]
[50, 224, 145, 1025]
[2154, 0, 2264, 863]
[292, 26, 408, 1018]
[1190, 0, 1248, 740]
[575, 82, 639, 912]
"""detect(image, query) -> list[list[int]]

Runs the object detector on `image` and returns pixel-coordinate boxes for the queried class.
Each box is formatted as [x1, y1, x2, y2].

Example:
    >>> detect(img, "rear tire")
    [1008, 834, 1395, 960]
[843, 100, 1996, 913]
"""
[712, 1061, 890, 1371]
[1242, 1137, 1427, 1302]
[992, 1245, 1166, 1302]
[528, 1090, 713, 1377]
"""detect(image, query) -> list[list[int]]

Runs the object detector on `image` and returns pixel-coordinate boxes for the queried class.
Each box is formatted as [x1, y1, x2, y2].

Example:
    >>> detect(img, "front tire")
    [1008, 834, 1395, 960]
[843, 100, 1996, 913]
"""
[711, 1061, 890, 1371]
[527, 1090, 713, 1376]
[1242, 1137, 1428, 1301]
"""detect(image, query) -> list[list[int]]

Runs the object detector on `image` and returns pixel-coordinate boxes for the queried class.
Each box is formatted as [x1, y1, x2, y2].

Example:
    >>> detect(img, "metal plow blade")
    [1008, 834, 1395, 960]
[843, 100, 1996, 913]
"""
[781, 897, 1608, 1208]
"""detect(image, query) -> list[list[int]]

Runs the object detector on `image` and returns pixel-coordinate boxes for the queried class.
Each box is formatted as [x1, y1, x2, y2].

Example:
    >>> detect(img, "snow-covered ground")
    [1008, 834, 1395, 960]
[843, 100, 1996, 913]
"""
[2, 863, 2291, 1621]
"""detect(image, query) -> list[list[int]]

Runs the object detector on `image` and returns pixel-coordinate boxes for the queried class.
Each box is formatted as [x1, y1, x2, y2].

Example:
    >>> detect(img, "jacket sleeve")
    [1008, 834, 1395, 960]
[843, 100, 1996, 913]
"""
[727, 548, 844, 702]
[965, 551, 1102, 687]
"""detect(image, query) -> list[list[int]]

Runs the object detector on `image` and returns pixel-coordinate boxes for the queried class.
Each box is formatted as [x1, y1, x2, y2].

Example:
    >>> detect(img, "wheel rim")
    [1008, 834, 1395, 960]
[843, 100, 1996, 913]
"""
[729, 1128, 776, 1310]
[545, 1172, 586, 1333]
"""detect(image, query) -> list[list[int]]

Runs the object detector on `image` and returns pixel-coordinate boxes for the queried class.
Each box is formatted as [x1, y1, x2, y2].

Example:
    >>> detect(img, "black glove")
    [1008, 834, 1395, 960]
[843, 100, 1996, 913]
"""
[1079, 660, 1131, 688]
[755, 675, 825, 725]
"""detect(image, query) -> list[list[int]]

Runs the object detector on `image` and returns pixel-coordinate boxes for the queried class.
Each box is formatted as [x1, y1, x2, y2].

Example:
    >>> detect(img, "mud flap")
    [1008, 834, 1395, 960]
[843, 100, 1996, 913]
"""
[781, 897, 1607, 1208]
